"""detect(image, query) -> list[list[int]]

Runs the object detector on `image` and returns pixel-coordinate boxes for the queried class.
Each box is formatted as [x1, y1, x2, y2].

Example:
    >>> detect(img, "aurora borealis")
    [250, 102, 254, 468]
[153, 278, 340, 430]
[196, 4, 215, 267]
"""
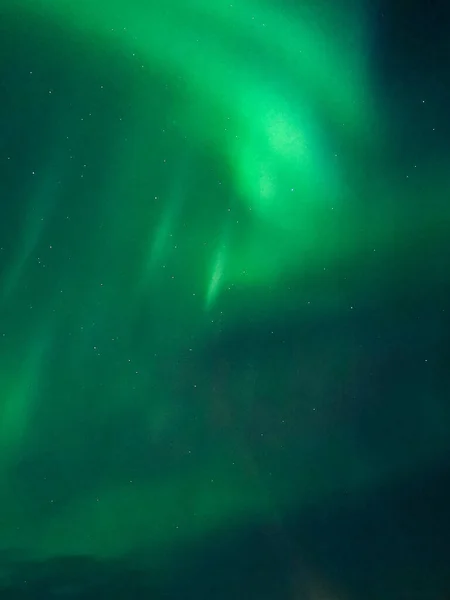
[1, 0, 450, 597]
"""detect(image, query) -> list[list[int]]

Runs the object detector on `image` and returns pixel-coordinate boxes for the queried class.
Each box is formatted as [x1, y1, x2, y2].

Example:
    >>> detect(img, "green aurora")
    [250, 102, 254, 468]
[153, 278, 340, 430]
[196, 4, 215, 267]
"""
[0, 0, 449, 574]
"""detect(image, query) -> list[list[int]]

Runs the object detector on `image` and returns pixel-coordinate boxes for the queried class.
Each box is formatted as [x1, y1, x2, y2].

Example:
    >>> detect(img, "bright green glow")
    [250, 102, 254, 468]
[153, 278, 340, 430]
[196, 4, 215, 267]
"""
[206, 244, 227, 310]
[1, 0, 449, 569]
[0, 322, 54, 459]
[12, 0, 377, 298]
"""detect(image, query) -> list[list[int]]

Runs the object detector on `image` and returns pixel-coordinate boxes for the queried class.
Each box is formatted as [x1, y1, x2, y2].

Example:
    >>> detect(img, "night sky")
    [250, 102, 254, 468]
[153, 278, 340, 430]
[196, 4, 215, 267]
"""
[0, 0, 450, 598]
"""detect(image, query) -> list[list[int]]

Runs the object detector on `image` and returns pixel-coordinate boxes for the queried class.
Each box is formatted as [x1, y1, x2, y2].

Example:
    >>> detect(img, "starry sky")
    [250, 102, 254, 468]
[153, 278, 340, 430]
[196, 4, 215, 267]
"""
[0, 0, 450, 597]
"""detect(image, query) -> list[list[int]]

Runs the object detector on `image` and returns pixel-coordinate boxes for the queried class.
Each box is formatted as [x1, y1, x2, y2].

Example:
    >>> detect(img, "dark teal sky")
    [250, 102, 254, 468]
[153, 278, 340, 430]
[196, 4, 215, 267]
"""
[1, 0, 449, 597]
